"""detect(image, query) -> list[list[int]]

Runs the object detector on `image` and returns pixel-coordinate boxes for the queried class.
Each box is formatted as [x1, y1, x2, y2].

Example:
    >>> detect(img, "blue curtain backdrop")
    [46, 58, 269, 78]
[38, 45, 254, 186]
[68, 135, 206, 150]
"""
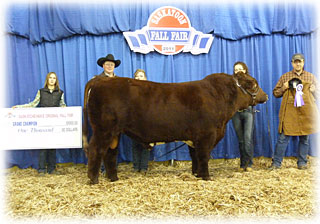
[4, 1, 319, 169]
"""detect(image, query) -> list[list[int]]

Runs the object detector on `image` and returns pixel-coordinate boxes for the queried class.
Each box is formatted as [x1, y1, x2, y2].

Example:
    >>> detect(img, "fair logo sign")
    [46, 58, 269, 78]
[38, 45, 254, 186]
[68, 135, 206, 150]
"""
[124, 6, 214, 55]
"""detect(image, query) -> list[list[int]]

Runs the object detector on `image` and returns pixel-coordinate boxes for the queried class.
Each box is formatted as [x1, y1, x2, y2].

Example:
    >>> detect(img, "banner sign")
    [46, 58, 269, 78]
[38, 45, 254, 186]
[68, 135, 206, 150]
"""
[0, 106, 82, 150]
[124, 6, 214, 55]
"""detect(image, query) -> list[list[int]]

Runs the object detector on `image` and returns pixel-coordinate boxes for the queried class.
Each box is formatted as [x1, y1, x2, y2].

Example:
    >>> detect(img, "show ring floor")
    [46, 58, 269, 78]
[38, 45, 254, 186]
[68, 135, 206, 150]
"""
[3, 157, 319, 222]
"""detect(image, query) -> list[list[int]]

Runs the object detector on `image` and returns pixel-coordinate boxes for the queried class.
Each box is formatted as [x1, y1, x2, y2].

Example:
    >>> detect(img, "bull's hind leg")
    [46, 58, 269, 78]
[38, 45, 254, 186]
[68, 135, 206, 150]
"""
[87, 130, 115, 184]
[103, 147, 119, 182]
[188, 146, 198, 176]
[87, 134, 103, 184]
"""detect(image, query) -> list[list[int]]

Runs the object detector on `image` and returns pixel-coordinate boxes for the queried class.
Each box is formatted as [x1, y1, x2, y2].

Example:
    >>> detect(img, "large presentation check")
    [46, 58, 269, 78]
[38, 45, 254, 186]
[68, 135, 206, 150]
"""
[0, 106, 82, 150]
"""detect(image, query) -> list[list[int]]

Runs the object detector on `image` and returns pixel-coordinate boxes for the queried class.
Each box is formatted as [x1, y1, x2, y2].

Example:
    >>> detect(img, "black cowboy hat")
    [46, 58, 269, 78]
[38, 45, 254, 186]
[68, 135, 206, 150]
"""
[97, 54, 121, 68]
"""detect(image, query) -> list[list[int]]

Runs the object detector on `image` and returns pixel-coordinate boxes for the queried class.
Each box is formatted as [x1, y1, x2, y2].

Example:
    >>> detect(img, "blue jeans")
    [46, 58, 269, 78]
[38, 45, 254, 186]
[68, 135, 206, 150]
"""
[38, 149, 56, 173]
[132, 140, 149, 171]
[272, 133, 309, 167]
[232, 107, 254, 168]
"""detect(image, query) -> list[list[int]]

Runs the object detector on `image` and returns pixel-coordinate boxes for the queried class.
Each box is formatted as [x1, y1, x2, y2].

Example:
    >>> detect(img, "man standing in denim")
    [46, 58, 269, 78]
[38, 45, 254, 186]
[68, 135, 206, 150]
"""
[270, 53, 320, 170]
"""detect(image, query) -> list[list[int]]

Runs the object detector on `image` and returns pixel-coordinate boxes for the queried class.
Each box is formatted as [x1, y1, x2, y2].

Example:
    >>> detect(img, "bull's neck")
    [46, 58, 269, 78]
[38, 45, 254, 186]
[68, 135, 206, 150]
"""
[207, 76, 252, 120]
[232, 80, 252, 112]
[204, 74, 253, 119]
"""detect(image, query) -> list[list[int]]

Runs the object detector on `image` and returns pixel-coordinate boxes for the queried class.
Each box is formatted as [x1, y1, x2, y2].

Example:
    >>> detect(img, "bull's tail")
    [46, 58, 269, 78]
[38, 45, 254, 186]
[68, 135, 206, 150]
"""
[82, 79, 93, 157]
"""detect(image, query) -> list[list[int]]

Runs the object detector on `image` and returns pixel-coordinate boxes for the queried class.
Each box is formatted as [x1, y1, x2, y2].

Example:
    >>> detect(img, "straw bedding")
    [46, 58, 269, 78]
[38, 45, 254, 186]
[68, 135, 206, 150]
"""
[3, 157, 318, 222]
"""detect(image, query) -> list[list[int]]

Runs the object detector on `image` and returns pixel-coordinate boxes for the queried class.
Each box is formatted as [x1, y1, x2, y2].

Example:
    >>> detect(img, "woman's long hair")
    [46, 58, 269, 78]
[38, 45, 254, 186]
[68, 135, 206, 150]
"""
[134, 69, 147, 79]
[43, 72, 61, 92]
[233, 61, 250, 75]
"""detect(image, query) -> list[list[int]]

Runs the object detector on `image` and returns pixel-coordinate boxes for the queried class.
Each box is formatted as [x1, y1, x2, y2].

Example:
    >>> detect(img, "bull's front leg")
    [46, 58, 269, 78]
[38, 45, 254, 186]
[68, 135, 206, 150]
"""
[196, 149, 211, 180]
[87, 136, 102, 184]
[188, 146, 198, 176]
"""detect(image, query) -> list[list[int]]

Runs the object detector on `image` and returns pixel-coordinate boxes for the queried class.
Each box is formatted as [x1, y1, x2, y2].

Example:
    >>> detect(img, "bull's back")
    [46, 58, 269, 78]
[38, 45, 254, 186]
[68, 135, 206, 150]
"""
[88, 76, 233, 139]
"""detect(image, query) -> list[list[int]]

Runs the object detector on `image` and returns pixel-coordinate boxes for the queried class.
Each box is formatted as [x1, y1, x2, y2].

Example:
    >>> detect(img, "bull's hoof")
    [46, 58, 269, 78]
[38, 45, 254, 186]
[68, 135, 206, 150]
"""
[201, 176, 211, 181]
[88, 179, 99, 185]
[196, 174, 211, 180]
[110, 176, 119, 182]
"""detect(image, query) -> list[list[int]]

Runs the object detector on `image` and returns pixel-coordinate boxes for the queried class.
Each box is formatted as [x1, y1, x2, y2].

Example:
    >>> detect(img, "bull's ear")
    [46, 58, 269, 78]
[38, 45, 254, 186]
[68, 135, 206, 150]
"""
[234, 71, 247, 79]
[233, 73, 241, 84]
[237, 74, 253, 89]
[235, 72, 246, 83]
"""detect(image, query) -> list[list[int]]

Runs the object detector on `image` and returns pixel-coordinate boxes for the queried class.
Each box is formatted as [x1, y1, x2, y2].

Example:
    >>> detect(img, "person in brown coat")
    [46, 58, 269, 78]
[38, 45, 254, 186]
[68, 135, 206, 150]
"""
[269, 53, 320, 170]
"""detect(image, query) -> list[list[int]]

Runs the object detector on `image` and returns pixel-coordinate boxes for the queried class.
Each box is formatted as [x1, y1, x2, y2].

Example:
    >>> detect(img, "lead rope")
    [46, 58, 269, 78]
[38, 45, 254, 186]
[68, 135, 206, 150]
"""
[155, 143, 186, 160]
[265, 102, 274, 158]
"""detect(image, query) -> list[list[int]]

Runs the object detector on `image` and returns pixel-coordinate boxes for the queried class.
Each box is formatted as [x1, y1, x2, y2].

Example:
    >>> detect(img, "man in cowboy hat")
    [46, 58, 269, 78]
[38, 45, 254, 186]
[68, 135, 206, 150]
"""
[93, 54, 121, 174]
[96, 54, 121, 77]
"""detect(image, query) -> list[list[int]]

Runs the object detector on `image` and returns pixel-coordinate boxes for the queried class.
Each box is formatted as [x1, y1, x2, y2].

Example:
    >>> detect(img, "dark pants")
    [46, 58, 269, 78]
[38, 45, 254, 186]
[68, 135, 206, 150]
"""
[232, 108, 254, 168]
[132, 140, 149, 171]
[38, 149, 56, 173]
[272, 133, 309, 167]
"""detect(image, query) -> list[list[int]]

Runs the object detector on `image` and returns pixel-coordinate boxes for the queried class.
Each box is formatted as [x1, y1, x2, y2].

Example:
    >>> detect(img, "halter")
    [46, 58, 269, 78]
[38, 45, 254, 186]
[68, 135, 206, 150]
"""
[233, 77, 261, 104]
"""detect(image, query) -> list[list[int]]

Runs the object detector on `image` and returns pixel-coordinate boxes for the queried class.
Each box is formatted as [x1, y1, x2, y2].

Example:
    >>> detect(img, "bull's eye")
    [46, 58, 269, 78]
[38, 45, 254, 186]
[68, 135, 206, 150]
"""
[251, 83, 260, 94]
[252, 84, 257, 91]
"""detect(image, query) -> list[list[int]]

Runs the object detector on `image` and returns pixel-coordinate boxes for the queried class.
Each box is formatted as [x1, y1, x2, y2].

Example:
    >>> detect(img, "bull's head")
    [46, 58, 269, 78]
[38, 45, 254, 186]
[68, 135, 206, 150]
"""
[234, 72, 268, 105]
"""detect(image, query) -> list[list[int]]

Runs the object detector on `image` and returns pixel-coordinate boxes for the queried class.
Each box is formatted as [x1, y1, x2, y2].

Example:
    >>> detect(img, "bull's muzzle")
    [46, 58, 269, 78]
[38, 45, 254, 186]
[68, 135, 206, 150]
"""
[255, 89, 268, 104]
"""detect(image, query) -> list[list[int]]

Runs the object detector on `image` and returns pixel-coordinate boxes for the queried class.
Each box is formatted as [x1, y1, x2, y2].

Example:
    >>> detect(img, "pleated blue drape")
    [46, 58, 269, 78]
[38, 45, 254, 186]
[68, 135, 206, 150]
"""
[4, 2, 319, 168]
